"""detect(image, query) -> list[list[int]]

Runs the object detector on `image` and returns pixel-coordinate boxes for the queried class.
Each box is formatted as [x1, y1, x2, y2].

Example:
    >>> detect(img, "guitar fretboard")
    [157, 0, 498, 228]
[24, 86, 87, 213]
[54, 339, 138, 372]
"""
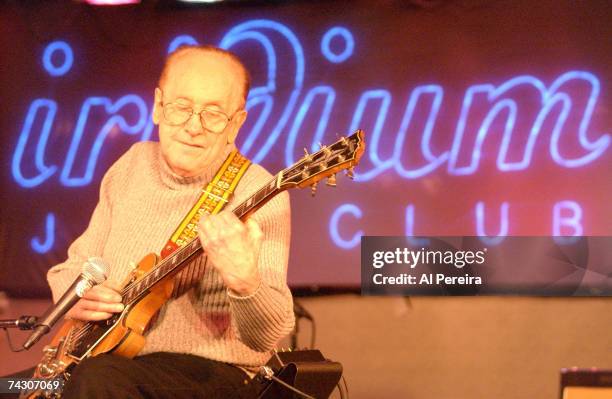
[121, 174, 281, 305]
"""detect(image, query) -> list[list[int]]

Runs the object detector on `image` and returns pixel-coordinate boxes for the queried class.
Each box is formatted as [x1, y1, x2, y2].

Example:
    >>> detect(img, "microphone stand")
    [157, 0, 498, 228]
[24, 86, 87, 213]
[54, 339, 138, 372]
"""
[0, 316, 39, 330]
[1, 316, 39, 352]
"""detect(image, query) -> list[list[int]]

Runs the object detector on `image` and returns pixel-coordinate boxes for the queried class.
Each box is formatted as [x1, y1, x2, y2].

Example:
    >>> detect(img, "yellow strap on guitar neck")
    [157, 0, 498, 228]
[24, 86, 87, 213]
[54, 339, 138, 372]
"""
[162, 149, 251, 257]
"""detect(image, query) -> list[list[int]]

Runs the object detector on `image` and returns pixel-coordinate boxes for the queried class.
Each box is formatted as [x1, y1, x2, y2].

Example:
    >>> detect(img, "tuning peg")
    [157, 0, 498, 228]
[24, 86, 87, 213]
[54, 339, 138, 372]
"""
[319, 142, 332, 156]
[346, 167, 354, 180]
[311, 182, 318, 196]
[326, 174, 337, 187]
[303, 147, 310, 156]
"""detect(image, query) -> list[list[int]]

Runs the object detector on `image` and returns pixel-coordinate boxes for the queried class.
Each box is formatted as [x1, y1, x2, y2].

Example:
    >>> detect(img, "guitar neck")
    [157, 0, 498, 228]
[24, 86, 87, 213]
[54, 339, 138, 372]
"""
[121, 173, 283, 305]
[119, 129, 365, 305]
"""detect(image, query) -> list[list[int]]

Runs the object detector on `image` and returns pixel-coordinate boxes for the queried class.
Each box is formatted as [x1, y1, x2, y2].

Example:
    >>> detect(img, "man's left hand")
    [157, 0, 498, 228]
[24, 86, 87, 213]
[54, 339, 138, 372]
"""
[197, 211, 263, 296]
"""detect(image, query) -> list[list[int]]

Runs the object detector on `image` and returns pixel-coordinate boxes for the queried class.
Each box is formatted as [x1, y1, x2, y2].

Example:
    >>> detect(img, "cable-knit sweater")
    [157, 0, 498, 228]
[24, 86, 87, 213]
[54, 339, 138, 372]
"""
[46, 141, 295, 371]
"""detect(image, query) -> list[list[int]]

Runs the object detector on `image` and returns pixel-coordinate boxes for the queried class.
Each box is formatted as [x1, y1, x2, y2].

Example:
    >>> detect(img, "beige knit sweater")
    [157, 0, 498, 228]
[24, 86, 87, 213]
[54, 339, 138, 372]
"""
[47, 141, 295, 371]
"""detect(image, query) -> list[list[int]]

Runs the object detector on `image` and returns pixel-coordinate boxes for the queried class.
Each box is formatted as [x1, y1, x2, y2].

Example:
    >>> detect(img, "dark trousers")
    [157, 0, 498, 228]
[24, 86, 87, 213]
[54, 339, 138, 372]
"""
[3, 352, 258, 399]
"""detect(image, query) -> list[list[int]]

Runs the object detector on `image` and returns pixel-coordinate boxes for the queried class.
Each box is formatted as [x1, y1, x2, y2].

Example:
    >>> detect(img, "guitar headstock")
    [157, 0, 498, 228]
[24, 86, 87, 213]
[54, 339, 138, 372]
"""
[279, 130, 365, 194]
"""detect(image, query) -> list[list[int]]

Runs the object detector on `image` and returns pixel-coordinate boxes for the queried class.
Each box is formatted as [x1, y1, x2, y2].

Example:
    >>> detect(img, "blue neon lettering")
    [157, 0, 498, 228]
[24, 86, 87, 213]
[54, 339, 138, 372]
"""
[167, 34, 199, 54]
[220, 20, 305, 163]
[548, 72, 610, 167]
[350, 89, 393, 181]
[320, 26, 354, 64]
[43, 41, 73, 77]
[448, 72, 609, 176]
[476, 201, 509, 245]
[60, 95, 148, 186]
[405, 204, 430, 246]
[553, 200, 583, 237]
[285, 86, 336, 166]
[10, 22, 611, 253]
[12, 99, 59, 188]
[14, 25, 609, 188]
[394, 85, 448, 179]
[329, 203, 363, 249]
[31, 213, 55, 254]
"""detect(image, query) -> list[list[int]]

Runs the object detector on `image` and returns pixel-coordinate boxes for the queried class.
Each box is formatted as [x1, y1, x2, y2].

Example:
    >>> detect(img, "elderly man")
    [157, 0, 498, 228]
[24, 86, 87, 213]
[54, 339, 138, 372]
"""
[45, 45, 294, 398]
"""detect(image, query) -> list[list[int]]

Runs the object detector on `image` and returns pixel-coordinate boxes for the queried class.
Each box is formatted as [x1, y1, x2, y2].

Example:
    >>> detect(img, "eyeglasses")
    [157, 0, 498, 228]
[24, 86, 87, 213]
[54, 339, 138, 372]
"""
[160, 98, 236, 134]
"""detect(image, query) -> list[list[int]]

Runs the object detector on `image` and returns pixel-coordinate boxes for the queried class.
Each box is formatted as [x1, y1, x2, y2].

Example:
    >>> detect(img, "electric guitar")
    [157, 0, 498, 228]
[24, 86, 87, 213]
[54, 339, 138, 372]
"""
[25, 130, 365, 398]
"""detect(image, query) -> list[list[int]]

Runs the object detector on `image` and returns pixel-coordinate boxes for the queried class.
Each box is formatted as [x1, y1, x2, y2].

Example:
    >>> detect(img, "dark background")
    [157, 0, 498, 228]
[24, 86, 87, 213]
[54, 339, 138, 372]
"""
[1, 0, 610, 297]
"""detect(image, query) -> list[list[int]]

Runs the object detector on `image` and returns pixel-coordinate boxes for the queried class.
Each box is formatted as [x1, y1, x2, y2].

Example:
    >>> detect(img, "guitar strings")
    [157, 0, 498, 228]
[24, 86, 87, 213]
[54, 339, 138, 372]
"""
[70, 324, 93, 344]
[118, 175, 279, 300]
[117, 164, 323, 302]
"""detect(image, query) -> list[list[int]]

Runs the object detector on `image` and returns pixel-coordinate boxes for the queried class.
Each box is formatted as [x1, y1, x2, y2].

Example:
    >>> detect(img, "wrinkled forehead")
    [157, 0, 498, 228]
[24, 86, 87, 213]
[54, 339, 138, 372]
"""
[161, 52, 244, 111]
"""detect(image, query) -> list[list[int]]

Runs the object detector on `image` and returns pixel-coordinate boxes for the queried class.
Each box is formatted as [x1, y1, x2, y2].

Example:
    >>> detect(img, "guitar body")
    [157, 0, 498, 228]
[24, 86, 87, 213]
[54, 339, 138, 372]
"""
[27, 253, 173, 398]
[91, 252, 174, 358]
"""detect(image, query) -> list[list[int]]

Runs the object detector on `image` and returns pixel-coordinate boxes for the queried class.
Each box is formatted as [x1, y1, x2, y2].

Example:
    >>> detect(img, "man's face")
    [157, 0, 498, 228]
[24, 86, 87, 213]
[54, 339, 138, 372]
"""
[153, 52, 247, 177]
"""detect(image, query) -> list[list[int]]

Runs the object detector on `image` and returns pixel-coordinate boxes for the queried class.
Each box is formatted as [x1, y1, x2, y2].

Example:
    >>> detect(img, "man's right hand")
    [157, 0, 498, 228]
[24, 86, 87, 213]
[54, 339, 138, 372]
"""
[65, 281, 124, 321]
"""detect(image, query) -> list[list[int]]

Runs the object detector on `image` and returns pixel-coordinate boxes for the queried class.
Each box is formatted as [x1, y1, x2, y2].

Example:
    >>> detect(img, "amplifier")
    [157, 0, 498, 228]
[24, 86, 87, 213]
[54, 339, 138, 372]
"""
[561, 368, 612, 399]
[253, 349, 343, 399]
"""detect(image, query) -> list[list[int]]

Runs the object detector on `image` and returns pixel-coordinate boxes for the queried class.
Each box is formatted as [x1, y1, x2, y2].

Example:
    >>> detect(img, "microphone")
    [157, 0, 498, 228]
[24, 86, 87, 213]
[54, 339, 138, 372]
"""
[23, 257, 109, 350]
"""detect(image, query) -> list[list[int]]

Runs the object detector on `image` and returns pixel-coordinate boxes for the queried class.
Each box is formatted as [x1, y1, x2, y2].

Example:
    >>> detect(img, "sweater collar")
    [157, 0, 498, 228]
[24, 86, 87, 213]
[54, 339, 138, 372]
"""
[157, 143, 236, 190]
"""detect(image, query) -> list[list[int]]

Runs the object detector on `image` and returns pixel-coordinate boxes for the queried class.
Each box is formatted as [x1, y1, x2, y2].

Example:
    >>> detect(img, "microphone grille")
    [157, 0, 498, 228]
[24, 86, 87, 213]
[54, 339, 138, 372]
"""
[82, 257, 109, 284]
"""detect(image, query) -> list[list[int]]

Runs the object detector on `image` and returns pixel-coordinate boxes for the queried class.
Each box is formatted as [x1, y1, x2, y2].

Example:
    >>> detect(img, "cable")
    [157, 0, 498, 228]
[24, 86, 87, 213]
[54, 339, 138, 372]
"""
[269, 375, 315, 399]
[334, 374, 349, 399]
[342, 374, 350, 399]
[291, 316, 316, 350]
[2, 328, 26, 352]
[335, 381, 346, 399]
[292, 301, 317, 349]
[309, 317, 316, 349]
[334, 374, 350, 399]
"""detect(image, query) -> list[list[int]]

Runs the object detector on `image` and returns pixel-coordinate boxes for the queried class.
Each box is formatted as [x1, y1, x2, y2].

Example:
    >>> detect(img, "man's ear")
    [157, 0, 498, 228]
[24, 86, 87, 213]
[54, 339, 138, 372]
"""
[227, 109, 248, 144]
[152, 88, 163, 125]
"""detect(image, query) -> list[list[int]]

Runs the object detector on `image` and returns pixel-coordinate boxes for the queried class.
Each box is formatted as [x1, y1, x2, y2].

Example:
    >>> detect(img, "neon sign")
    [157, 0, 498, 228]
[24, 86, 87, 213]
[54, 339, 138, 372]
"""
[330, 201, 586, 249]
[10, 19, 610, 253]
[31, 213, 56, 254]
[42, 41, 73, 77]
